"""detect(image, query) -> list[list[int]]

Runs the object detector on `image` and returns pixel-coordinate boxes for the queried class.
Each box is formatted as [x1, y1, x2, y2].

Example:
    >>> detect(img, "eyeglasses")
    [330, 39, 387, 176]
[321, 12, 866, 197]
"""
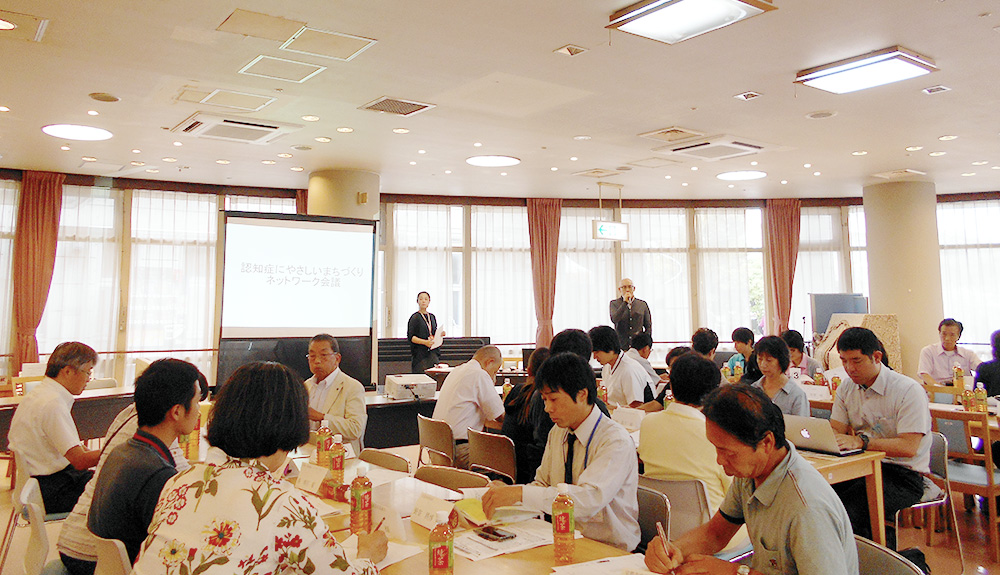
[306, 353, 336, 360]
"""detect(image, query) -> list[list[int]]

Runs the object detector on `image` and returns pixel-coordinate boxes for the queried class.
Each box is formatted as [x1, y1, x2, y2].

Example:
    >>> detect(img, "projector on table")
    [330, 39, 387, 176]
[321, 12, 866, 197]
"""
[385, 374, 437, 400]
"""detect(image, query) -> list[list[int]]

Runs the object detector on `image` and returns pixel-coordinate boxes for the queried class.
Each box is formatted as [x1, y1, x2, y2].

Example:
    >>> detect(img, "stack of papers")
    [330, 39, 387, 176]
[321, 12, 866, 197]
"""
[453, 518, 559, 561]
[453, 498, 540, 527]
[340, 533, 423, 570]
[551, 553, 653, 575]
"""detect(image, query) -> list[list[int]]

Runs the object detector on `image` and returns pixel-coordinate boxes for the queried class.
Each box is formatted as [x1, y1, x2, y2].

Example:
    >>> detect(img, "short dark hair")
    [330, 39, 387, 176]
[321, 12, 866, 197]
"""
[135, 359, 206, 427]
[550, 329, 592, 361]
[755, 336, 791, 372]
[417, 291, 430, 301]
[703, 384, 787, 450]
[939, 318, 963, 335]
[207, 362, 310, 458]
[731, 327, 755, 346]
[536, 352, 596, 405]
[670, 353, 721, 406]
[836, 327, 881, 357]
[46, 342, 99, 378]
[779, 330, 806, 353]
[589, 326, 621, 354]
[631, 333, 653, 351]
[665, 346, 691, 367]
[309, 333, 339, 354]
[691, 328, 719, 356]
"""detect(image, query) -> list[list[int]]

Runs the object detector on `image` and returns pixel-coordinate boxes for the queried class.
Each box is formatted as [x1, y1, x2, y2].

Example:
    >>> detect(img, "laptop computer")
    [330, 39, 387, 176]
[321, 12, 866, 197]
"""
[783, 414, 862, 456]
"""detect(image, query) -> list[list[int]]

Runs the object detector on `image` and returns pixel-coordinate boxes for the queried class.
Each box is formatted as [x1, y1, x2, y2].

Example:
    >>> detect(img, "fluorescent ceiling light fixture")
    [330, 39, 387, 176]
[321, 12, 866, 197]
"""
[716, 170, 766, 181]
[608, 0, 776, 45]
[0, 19, 16, 30]
[41, 124, 113, 141]
[795, 46, 937, 94]
[466, 155, 520, 167]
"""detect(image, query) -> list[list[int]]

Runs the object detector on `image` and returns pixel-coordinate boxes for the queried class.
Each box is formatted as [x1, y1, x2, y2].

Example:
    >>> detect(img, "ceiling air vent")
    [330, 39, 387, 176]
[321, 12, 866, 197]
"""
[872, 168, 927, 180]
[653, 135, 768, 161]
[573, 168, 623, 178]
[639, 126, 704, 143]
[360, 96, 435, 116]
[169, 112, 302, 145]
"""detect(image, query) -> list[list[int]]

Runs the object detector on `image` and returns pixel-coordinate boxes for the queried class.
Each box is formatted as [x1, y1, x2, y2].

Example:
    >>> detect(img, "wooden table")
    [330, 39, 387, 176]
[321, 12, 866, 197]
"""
[801, 450, 886, 545]
[0, 387, 135, 451]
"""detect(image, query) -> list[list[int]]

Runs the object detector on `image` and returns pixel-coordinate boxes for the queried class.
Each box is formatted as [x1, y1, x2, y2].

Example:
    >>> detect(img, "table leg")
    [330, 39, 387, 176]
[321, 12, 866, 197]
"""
[865, 460, 886, 545]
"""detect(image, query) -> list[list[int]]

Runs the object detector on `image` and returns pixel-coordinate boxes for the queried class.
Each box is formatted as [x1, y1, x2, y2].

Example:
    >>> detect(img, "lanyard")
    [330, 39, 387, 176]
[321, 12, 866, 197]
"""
[580, 412, 603, 469]
[420, 312, 433, 335]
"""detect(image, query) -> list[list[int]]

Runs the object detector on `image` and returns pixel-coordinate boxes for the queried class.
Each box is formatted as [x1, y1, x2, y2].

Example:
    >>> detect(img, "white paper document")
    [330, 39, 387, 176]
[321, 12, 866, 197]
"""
[341, 533, 424, 570]
[550, 553, 651, 575]
[453, 518, 556, 561]
[431, 329, 444, 350]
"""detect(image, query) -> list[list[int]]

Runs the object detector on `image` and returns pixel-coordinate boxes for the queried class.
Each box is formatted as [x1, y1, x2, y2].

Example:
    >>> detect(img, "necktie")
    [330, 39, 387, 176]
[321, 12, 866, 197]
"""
[564, 433, 576, 484]
[643, 382, 654, 403]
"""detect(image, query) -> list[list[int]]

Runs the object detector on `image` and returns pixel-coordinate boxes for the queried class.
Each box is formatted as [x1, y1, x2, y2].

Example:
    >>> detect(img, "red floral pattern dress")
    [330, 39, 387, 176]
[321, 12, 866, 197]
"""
[133, 457, 378, 575]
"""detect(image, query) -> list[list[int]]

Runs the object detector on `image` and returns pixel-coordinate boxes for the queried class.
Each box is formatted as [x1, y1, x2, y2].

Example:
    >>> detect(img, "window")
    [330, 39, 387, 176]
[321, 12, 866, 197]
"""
[471, 206, 533, 344]
[553, 207, 616, 334]
[938, 199, 1000, 345]
[693, 208, 765, 339]
[0, 180, 19, 374]
[789, 207, 849, 338]
[224, 195, 296, 214]
[621, 208, 691, 343]
[847, 205, 869, 298]
[36, 185, 121, 377]
[127, 190, 217, 376]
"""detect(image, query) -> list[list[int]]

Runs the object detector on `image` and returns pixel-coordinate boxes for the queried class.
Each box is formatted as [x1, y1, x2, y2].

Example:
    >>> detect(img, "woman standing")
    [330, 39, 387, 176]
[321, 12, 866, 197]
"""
[750, 336, 809, 416]
[407, 291, 444, 373]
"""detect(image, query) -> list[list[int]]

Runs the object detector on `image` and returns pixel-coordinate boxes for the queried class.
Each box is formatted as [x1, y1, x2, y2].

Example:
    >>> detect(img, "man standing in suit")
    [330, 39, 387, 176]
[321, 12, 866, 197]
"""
[305, 334, 368, 455]
[609, 278, 651, 350]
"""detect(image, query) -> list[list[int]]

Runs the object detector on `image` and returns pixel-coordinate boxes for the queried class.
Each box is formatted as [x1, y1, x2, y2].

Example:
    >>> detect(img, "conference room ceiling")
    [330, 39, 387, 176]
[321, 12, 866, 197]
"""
[2, 0, 1000, 199]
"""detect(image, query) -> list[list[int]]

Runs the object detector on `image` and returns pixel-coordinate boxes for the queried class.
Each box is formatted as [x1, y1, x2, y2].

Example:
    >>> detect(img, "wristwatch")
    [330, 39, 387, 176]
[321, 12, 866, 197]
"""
[858, 432, 870, 451]
[736, 565, 751, 575]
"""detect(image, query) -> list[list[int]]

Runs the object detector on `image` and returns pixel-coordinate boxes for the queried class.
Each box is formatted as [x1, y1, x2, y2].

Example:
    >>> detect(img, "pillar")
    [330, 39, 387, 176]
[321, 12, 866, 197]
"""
[307, 169, 380, 220]
[862, 181, 943, 377]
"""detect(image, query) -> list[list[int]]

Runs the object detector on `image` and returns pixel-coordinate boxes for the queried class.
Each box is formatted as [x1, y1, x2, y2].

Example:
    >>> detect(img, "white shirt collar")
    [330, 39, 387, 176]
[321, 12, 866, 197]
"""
[569, 404, 601, 438]
[315, 367, 342, 388]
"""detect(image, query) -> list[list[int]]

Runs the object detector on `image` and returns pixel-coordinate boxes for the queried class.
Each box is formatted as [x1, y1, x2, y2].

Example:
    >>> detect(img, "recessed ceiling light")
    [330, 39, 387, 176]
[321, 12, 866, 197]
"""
[992, 166, 1000, 170]
[573, 135, 592, 141]
[813, 171, 821, 176]
[0, 106, 9, 112]
[803, 163, 812, 168]
[315, 137, 332, 143]
[0, 19, 15, 31]
[929, 151, 946, 157]
[444, 170, 452, 174]
[261, 160, 276, 165]
[162, 157, 177, 162]
[551, 167, 558, 171]
[794, 46, 937, 94]
[500, 172, 508, 176]
[570, 157, 578, 161]
[42, 124, 113, 141]
[292, 145, 312, 151]
[905, 146, 923, 152]
[473, 142, 483, 147]
[938, 135, 958, 141]
[173, 141, 183, 146]
[467, 155, 520, 167]
[681, 182, 688, 186]
[664, 175, 671, 179]
[750, 161, 758, 166]
[60, 145, 70, 151]
[89, 92, 120, 103]
[131, 149, 141, 154]
[337, 127, 354, 133]
[805, 110, 837, 120]
[418, 150, 427, 155]
[409, 161, 417, 165]
[728, 184, 735, 188]
[972, 161, 989, 166]
[961, 172, 976, 177]
[87, 110, 99, 116]
[852, 150, 868, 156]
[81, 156, 97, 162]
[781, 180, 788, 184]
[291, 166, 304, 172]
[717, 170, 766, 181]
[301, 115, 320, 122]
[277, 153, 293, 158]
[146, 169, 159, 173]
[216, 159, 230, 165]
[393, 128, 410, 134]
[690, 166, 698, 171]
[130, 161, 145, 166]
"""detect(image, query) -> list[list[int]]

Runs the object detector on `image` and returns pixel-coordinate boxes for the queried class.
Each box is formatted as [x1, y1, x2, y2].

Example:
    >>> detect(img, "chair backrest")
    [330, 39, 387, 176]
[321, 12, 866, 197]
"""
[413, 465, 489, 491]
[855, 535, 923, 575]
[638, 476, 711, 540]
[928, 431, 948, 480]
[13, 375, 44, 395]
[87, 378, 118, 390]
[636, 485, 670, 553]
[359, 448, 410, 473]
[930, 407, 993, 469]
[21, 479, 50, 575]
[93, 535, 132, 575]
[417, 414, 456, 467]
[467, 429, 516, 484]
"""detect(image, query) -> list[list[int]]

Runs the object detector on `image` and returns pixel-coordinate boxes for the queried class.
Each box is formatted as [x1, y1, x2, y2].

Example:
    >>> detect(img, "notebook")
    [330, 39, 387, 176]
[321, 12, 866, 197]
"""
[783, 414, 862, 456]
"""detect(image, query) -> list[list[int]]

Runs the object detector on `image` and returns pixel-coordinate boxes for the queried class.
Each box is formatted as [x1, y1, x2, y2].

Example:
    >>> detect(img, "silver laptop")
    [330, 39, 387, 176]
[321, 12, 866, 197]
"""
[783, 414, 862, 457]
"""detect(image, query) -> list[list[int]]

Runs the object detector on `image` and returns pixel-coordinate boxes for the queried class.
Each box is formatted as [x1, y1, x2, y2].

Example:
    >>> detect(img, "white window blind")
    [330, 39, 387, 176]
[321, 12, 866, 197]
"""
[471, 205, 533, 344]
[938, 199, 1000, 344]
[0, 180, 19, 374]
[553, 207, 616, 334]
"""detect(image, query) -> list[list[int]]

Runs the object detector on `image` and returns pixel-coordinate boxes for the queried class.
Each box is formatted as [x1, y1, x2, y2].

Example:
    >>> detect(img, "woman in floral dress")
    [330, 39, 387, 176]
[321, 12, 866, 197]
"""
[133, 361, 386, 575]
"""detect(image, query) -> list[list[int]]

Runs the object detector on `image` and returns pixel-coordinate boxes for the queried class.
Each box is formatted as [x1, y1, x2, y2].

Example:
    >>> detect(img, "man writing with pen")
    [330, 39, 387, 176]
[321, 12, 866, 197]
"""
[644, 385, 858, 575]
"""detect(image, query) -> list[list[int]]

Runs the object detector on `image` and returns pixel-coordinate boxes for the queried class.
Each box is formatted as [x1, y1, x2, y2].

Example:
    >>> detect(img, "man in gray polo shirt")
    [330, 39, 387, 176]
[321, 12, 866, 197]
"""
[645, 385, 857, 575]
[831, 327, 930, 549]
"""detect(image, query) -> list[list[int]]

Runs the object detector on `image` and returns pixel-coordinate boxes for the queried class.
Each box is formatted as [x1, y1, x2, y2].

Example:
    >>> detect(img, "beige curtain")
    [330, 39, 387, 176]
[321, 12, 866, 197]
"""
[12, 171, 64, 372]
[765, 198, 801, 334]
[527, 198, 561, 347]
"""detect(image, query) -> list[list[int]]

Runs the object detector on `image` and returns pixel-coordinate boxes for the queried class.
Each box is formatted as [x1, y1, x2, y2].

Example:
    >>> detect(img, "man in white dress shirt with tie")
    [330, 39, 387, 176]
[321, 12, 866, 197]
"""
[304, 334, 368, 455]
[483, 352, 640, 551]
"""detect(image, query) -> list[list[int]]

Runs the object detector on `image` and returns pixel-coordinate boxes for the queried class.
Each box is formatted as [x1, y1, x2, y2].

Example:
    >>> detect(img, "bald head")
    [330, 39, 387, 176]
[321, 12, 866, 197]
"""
[473, 345, 503, 379]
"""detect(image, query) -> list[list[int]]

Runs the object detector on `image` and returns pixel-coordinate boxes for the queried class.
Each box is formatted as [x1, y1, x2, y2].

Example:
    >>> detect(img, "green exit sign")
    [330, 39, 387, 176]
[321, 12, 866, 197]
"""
[592, 220, 629, 241]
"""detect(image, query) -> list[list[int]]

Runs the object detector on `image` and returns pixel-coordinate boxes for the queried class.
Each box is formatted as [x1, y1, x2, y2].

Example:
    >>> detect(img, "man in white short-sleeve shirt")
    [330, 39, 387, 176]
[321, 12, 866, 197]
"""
[432, 346, 504, 468]
[590, 325, 652, 407]
[9, 342, 103, 513]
